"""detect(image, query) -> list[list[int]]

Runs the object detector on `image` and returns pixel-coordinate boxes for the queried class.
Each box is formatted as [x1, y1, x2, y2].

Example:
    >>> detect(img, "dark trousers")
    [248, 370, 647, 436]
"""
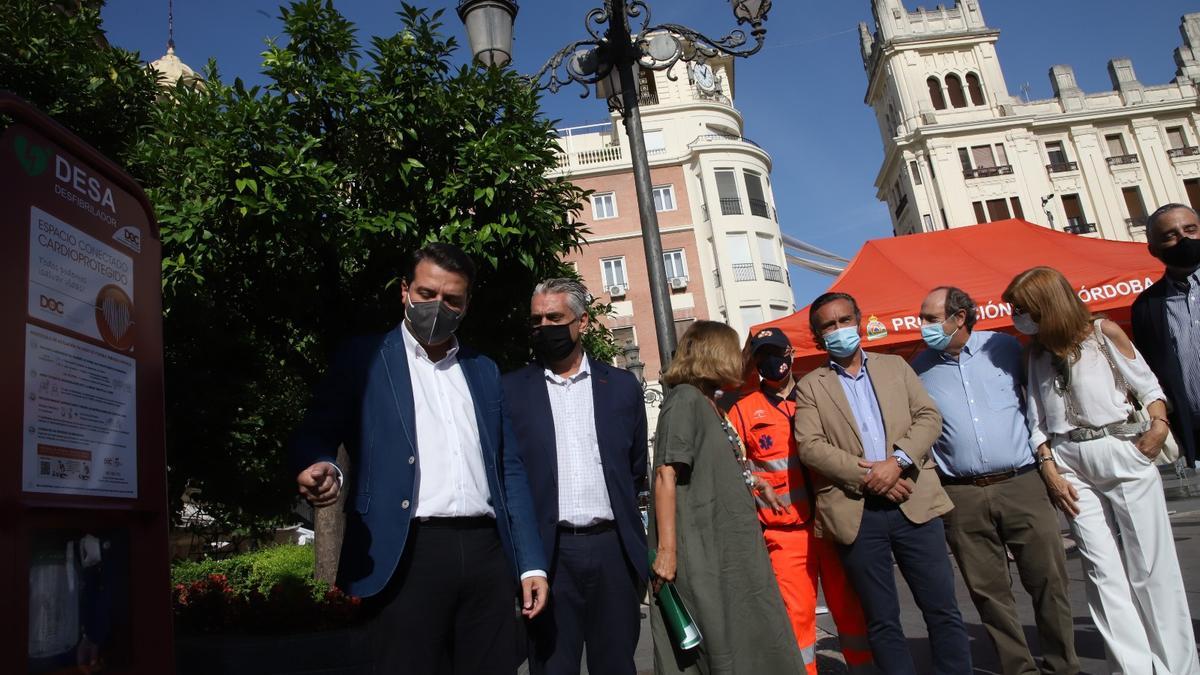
[528, 527, 640, 675]
[838, 498, 972, 675]
[365, 518, 518, 675]
[943, 469, 1078, 675]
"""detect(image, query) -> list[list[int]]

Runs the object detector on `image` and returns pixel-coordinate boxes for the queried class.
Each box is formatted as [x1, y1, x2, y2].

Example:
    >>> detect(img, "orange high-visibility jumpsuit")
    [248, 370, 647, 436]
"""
[730, 389, 874, 674]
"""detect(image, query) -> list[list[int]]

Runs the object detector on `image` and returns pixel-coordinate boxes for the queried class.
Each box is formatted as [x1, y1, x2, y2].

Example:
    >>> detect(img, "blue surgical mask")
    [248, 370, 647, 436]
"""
[921, 322, 958, 351]
[822, 326, 861, 358]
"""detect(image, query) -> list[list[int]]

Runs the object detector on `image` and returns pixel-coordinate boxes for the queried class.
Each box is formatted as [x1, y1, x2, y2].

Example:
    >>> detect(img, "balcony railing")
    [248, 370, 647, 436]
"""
[1106, 153, 1139, 166]
[555, 144, 623, 170]
[1168, 146, 1200, 159]
[732, 263, 756, 282]
[762, 263, 786, 283]
[963, 165, 1014, 179]
[749, 198, 770, 218]
[894, 194, 909, 218]
[1064, 221, 1098, 235]
[690, 133, 765, 150]
[1126, 217, 1147, 229]
[1046, 161, 1078, 173]
[719, 197, 743, 216]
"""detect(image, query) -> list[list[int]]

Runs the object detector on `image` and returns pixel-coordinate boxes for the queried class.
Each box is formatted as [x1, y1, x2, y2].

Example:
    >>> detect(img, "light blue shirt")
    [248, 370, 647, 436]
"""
[1163, 270, 1200, 423]
[831, 352, 904, 464]
[912, 331, 1034, 478]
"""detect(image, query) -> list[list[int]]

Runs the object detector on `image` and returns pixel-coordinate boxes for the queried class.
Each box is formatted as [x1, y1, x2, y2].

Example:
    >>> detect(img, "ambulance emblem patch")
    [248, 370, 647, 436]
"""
[759, 435, 774, 450]
[865, 315, 888, 341]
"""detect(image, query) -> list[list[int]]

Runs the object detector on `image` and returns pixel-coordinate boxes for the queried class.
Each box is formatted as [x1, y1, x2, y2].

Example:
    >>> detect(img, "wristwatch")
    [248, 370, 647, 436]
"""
[893, 453, 912, 470]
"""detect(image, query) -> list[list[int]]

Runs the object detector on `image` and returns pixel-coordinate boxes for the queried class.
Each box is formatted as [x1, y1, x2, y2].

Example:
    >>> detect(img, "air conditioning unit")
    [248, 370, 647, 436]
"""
[608, 285, 626, 298]
[669, 277, 688, 290]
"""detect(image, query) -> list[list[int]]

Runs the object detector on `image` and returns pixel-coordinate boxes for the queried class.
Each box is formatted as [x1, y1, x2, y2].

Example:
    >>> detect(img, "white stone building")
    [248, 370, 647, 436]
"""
[551, 54, 797, 385]
[860, 0, 1200, 241]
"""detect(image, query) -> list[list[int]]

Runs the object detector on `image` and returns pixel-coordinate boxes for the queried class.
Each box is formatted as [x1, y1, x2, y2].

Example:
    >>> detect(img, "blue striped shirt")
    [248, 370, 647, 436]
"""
[1164, 270, 1200, 423]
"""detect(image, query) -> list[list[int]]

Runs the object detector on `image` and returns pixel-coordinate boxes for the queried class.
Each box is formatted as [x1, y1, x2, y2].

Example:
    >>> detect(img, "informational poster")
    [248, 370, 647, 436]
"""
[27, 206, 136, 352]
[22, 324, 137, 497]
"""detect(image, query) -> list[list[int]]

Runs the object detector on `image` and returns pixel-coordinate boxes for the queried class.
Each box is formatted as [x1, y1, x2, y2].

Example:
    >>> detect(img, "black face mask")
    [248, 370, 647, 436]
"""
[1162, 236, 1200, 269]
[757, 355, 791, 383]
[531, 323, 578, 363]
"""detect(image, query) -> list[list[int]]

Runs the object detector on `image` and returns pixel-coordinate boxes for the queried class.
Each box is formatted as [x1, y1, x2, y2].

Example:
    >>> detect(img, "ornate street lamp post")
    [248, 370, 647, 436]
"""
[459, 0, 772, 374]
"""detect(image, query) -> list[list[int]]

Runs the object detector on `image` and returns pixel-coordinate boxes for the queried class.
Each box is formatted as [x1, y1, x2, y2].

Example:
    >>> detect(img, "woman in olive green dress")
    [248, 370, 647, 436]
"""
[649, 320, 807, 674]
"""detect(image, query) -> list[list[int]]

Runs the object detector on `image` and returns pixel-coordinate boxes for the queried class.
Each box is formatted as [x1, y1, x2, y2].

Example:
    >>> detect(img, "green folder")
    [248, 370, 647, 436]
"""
[649, 550, 702, 650]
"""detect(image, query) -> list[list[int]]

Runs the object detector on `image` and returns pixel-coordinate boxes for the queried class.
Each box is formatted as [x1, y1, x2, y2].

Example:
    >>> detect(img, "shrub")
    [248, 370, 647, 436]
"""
[171, 545, 360, 634]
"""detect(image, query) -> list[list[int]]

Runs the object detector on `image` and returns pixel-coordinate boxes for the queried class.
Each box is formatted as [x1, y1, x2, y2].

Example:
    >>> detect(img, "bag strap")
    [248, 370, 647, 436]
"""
[1092, 320, 1138, 407]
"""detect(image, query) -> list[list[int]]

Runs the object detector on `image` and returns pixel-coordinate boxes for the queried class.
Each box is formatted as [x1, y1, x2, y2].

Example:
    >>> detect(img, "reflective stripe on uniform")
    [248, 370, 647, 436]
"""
[801, 645, 816, 665]
[749, 455, 801, 473]
[753, 485, 809, 510]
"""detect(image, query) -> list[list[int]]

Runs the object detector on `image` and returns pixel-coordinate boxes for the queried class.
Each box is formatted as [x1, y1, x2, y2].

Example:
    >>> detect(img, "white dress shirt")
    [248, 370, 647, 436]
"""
[545, 356, 615, 527]
[401, 323, 495, 518]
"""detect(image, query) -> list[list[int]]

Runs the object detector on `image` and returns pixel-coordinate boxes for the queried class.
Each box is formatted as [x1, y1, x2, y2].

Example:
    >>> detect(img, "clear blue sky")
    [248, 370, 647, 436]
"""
[102, 0, 1198, 305]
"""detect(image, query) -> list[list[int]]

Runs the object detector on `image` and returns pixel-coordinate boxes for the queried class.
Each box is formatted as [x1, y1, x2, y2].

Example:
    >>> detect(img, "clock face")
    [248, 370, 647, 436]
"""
[693, 63, 715, 91]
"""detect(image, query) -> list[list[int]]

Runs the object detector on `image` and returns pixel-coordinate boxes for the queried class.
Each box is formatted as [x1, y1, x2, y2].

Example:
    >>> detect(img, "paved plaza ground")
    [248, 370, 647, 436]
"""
[537, 464, 1200, 675]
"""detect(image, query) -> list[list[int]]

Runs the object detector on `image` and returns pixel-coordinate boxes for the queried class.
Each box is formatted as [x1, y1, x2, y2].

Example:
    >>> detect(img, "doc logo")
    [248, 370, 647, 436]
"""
[113, 226, 142, 253]
[39, 295, 65, 315]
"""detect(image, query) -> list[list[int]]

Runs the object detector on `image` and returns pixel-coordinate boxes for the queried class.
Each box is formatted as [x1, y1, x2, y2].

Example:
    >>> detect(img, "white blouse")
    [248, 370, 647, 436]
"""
[1026, 321, 1166, 450]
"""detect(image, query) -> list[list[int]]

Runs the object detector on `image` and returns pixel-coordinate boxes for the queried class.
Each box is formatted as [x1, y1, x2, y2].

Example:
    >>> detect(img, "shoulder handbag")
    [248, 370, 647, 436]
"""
[1093, 321, 1181, 465]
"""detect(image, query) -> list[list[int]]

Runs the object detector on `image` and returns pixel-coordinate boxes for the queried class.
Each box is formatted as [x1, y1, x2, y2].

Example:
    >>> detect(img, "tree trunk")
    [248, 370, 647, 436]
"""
[313, 444, 349, 585]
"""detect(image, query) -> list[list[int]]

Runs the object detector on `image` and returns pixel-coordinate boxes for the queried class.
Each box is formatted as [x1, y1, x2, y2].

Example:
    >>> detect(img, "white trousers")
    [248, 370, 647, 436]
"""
[1053, 435, 1200, 675]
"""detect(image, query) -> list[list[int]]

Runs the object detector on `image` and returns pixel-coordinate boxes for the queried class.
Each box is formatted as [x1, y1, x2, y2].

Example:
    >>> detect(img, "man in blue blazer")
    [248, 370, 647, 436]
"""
[502, 278, 648, 675]
[1133, 203, 1200, 465]
[291, 243, 548, 675]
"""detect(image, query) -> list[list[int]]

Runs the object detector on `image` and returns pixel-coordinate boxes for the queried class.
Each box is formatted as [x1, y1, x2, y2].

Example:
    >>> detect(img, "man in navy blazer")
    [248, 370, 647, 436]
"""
[291, 243, 548, 675]
[502, 278, 648, 675]
[1133, 203, 1200, 465]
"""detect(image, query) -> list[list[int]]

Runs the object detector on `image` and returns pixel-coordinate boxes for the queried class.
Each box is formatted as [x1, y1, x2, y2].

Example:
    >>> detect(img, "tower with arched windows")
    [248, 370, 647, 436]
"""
[861, 0, 1200, 241]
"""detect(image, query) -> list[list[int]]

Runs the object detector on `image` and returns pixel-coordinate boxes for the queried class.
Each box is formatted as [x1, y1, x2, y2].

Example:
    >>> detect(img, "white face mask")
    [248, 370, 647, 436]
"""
[1012, 312, 1039, 336]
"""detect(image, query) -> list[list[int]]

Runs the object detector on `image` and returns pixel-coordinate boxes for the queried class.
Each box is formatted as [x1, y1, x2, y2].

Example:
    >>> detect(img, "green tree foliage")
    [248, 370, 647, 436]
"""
[0, 0, 158, 163]
[128, 2, 598, 543]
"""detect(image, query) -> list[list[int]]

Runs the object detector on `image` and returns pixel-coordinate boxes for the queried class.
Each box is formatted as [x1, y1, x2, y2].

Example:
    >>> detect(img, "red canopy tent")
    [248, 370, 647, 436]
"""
[753, 219, 1164, 374]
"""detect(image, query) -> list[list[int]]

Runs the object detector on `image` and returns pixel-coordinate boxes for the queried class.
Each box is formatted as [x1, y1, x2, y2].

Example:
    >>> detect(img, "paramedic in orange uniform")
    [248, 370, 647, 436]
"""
[729, 327, 874, 674]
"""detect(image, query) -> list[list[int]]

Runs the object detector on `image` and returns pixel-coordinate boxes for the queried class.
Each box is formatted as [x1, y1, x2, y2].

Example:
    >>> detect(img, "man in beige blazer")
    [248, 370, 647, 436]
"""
[794, 292, 971, 675]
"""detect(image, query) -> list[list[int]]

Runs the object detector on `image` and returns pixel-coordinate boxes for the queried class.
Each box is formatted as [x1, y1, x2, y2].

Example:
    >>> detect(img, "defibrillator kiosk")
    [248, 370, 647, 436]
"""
[0, 93, 173, 673]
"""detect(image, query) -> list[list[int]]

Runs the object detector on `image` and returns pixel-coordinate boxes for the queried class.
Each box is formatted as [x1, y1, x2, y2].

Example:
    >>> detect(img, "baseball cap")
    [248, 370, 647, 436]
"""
[748, 327, 791, 354]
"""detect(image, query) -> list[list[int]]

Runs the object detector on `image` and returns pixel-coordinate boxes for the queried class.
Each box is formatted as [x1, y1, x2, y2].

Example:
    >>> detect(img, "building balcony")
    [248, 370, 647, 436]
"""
[731, 263, 757, 282]
[1106, 153, 1139, 166]
[690, 133, 765, 150]
[554, 144, 623, 171]
[963, 165, 1014, 179]
[719, 197, 743, 216]
[1168, 146, 1200, 159]
[748, 198, 770, 218]
[1046, 161, 1078, 173]
[1126, 217, 1147, 229]
[1064, 221, 1097, 235]
[762, 263, 786, 283]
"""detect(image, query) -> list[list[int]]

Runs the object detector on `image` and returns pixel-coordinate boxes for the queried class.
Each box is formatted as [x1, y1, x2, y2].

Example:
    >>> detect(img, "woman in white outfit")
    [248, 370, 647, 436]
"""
[1003, 266, 1198, 675]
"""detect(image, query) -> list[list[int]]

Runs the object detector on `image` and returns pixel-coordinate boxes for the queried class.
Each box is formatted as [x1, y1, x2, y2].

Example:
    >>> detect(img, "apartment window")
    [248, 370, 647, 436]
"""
[925, 154, 937, 179]
[910, 160, 923, 186]
[663, 249, 687, 280]
[1166, 126, 1188, 150]
[922, 214, 934, 231]
[946, 73, 967, 109]
[601, 257, 627, 290]
[1187, 179, 1200, 212]
[1105, 134, 1128, 156]
[638, 69, 658, 104]
[740, 305, 765, 334]
[674, 318, 695, 338]
[960, 143, 1011, 178]
[1045, 140, 1069, 165]
[591, 192, 618, 219]
[972, 197, 1024, 223]
[644, 130, 667, 155]
[652, 185, 676, 212]
[715, 169, 742, 215]
[757, 234, 784, 283]
[1123, 186, 1149, 227]
[744, 170, 770, 218]
[727, 233, 755, 282]
[769, 304, 791, 320]
[966, 72, 985, 106]
[927, 76, 947, 111]
[1062, 193, 1092, 232]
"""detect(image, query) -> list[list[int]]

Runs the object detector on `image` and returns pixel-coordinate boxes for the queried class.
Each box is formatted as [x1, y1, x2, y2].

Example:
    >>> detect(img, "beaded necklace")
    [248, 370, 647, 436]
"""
[707, 398, 756, 491]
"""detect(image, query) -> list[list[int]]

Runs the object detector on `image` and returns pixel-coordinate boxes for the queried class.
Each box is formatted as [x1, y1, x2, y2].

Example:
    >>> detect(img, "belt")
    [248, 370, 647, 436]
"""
[938, 463, 1036, 488]
[415, 516, 495, 529]
[1065, 420, 1149, 443]
[558, 520, 616, 536]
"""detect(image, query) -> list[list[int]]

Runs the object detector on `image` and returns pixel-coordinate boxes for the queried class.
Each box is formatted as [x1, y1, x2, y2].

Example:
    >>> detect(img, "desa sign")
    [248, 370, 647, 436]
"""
[55, 155, 116, 214]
